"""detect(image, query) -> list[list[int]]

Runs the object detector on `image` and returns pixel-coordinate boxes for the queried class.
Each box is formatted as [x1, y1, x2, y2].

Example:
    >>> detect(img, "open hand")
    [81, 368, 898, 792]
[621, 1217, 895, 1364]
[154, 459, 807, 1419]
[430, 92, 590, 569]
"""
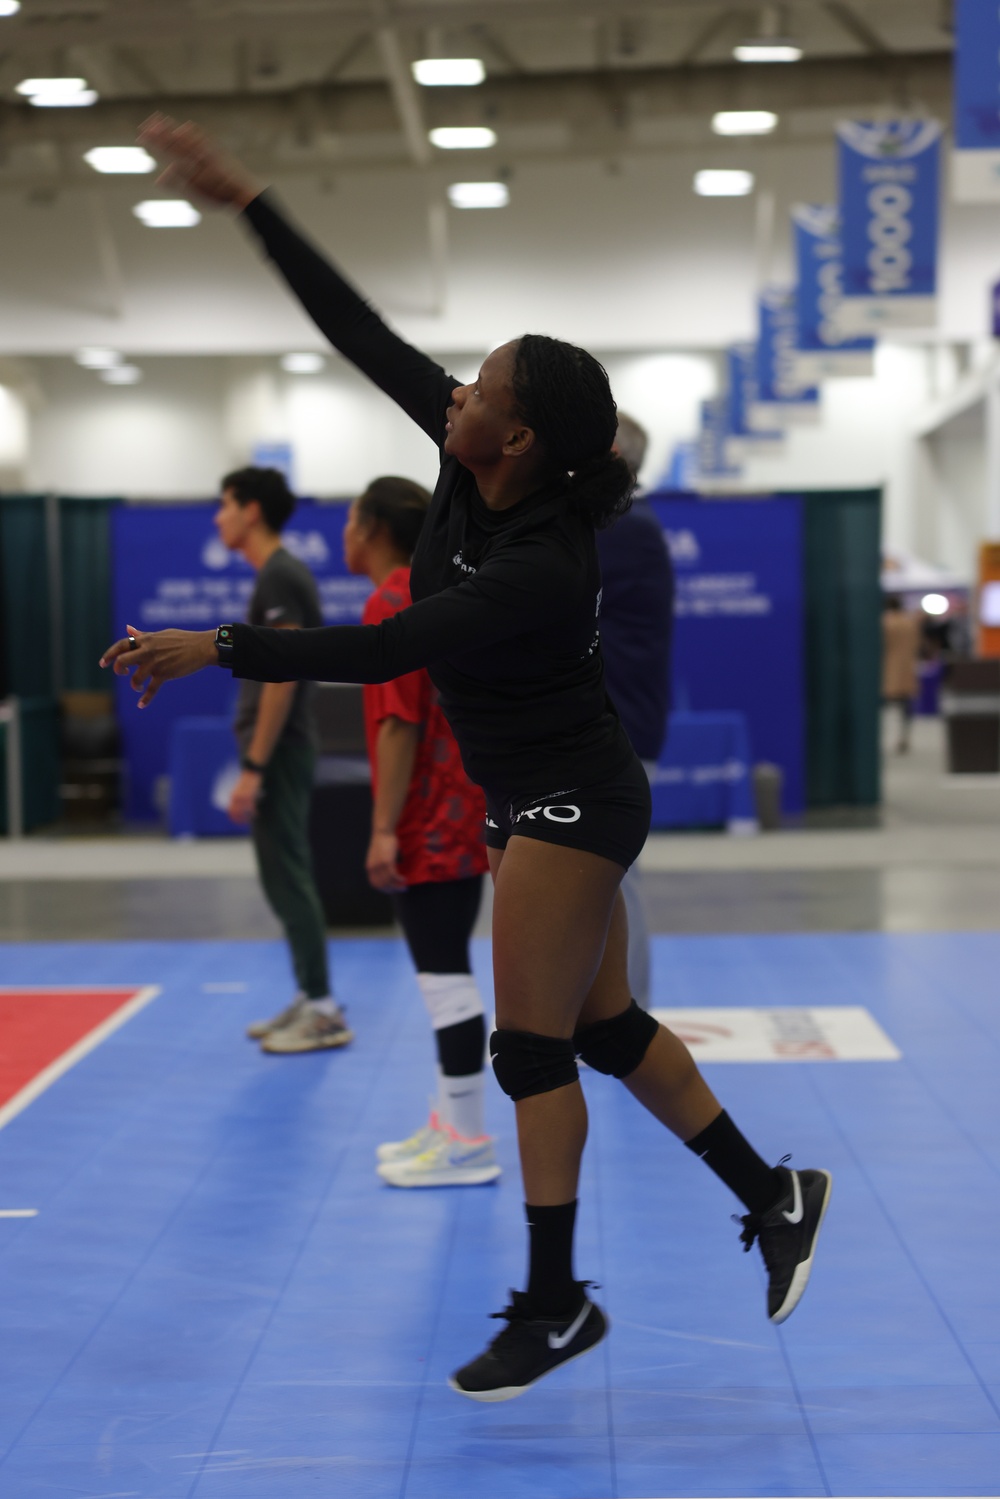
[100, 625, 217, 708]
[138, 114, 260, 210]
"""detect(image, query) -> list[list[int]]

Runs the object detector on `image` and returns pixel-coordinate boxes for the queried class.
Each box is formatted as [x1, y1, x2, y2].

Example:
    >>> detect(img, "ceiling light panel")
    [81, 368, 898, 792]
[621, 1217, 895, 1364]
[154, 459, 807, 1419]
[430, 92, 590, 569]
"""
[733, 42, 802, 62]
[447, 182, 509, 209]
[85, 147, 157, 175]
[412, 58, 485, 87]
[0, 1, 21, 15]
[132, 200, 202, 228]
[712, 111, 778, 136]
[281, 353, 325, 374]
[429, 127, 497, 150]
[75, 348, 122, 369]
[694, 169, 755, 197]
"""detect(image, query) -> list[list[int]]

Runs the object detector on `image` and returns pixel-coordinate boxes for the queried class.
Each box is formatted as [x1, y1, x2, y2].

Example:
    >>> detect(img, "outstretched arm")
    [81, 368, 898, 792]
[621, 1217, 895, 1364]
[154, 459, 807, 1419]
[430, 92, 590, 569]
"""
[102, 541, 568, 705]
[139, 115, 454, 444]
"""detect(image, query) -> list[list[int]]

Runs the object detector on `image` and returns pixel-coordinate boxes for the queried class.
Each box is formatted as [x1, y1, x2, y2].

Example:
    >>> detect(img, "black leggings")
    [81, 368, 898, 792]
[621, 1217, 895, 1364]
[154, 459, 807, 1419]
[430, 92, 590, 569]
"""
[391, 875, 486, 1076]
[390, 874, 483, 973]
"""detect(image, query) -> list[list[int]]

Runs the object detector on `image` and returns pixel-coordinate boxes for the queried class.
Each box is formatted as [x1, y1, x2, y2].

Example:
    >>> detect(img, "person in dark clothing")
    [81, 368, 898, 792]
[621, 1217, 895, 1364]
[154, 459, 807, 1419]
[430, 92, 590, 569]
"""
[596, 412, 674, 1006]
[103, 115, 832, 1405]
[216, 466, 350, 1055]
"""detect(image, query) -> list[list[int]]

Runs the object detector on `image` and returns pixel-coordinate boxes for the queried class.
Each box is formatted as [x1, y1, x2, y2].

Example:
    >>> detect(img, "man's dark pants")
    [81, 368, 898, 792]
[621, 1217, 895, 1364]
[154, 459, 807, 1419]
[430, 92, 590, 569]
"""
[250, 738, 330, 1001]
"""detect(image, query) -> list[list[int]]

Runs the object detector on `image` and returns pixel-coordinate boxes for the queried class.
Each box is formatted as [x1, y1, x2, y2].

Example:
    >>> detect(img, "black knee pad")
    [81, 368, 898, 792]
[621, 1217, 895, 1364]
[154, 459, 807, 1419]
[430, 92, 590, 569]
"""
[574, 999, 659, 1078]
[490, 1028, 579, 1102]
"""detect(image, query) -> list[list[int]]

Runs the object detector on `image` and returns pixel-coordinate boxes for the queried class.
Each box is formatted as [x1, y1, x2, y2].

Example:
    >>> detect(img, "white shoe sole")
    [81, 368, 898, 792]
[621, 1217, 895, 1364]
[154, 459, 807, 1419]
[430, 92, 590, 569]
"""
[769, 1169, 833, 1325]
[447, 1316, 609, 1403]
[260, 1029, 354, 1055]
[377, 1162, 501, 1188]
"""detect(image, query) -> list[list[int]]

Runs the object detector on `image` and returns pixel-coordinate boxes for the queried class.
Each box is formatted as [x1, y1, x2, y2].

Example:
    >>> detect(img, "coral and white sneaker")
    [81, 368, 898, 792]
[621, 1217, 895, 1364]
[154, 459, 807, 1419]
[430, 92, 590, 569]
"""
[376, 1110, 447, 1165]
[377, 1127, 501, 1188]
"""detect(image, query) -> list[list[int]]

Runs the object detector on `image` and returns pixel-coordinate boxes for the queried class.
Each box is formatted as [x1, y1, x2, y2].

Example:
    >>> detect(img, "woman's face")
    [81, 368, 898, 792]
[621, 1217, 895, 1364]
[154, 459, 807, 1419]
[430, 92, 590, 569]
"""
[444, 341, 530, 465]
[342, 500, 372, 577]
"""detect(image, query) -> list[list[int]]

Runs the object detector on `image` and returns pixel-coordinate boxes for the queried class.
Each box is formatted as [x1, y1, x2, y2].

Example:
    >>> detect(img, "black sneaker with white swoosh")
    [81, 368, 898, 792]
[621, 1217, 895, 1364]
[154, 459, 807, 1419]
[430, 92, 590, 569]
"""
[448, 1286, 607, 1402]
[736, 1160, 832, 1324]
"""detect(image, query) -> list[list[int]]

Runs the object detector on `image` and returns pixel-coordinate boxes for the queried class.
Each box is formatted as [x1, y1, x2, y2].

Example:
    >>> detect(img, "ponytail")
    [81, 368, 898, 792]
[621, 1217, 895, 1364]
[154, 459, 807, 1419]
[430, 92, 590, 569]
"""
[512, 333, 634, 529]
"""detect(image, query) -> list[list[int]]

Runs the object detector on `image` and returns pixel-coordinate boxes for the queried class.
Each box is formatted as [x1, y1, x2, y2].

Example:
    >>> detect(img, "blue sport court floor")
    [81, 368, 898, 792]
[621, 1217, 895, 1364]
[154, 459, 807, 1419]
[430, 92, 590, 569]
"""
[0, 930, 998, 1498]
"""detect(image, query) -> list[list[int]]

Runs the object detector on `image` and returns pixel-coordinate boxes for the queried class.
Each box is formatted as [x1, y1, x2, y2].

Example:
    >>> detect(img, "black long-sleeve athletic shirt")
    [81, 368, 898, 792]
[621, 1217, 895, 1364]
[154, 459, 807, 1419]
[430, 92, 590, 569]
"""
[232, 192, 633, 797]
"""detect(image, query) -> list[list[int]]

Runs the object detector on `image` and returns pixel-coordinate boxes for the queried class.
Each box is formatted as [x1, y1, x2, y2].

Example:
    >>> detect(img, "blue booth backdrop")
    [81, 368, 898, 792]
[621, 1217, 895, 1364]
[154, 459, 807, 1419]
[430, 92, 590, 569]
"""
[113, 494, 806, 827]
[650, 495, 805, 815]
[111, 501, 366, 822]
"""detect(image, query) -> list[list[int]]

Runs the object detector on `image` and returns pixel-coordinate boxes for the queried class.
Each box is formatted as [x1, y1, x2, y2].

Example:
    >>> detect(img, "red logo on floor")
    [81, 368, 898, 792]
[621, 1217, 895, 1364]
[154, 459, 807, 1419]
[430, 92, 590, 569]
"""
[0, 987, 159, 1126]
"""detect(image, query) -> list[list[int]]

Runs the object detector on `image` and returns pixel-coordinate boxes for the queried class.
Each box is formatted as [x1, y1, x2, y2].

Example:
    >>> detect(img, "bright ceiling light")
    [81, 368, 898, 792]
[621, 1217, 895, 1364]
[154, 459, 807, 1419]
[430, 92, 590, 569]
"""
[84, 146, 157, 175]
[412, 58, 485, 86]
[733, 40, 802, 62]
[17, 76, 98, 106]
[0, 1, 22, 15]
[712, 110, 778, 136]
[281, 353, 325, 374]
[75, 348, 122, 370]
[447, 181, 509, 209]
[100, 365, 142, 385]
[132, 199, 201, 228]
[921, 593, 949, 616]
[694, 169, 755, 197]
[429, 126, 496, 150]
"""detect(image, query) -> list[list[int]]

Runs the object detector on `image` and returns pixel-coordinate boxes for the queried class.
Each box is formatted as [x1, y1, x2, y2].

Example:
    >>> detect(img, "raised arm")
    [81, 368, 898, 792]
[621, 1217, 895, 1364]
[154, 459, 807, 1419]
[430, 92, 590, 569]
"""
[138, 114, 455, 443]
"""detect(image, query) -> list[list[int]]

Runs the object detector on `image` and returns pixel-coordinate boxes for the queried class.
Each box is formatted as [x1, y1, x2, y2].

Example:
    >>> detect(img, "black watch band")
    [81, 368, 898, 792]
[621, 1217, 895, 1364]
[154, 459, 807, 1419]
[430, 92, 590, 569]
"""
[214, 623, 236, 667]
[241, 755, 267, 774]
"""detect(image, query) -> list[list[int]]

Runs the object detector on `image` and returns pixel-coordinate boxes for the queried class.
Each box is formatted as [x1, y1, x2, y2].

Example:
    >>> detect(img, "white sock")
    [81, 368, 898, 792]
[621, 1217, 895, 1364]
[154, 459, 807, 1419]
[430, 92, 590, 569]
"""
[307, 996, 340, 1018]
[440, 1069, 487, 1141]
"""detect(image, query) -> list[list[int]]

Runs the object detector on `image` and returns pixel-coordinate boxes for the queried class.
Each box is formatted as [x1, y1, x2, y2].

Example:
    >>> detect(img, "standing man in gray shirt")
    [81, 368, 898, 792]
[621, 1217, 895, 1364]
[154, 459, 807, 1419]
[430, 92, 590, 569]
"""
[217, 466, 351, 1054]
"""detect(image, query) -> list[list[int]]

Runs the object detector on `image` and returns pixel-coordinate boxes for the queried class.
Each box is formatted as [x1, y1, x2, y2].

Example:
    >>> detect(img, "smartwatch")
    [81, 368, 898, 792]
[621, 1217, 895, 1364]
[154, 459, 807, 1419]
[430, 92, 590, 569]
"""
[214, 623, 236, 667]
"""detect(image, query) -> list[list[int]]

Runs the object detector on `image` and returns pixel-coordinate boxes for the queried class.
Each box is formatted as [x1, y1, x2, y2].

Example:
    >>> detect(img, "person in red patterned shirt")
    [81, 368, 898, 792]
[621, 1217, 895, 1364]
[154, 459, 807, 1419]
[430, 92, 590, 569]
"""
[343, 476, 499, 1189]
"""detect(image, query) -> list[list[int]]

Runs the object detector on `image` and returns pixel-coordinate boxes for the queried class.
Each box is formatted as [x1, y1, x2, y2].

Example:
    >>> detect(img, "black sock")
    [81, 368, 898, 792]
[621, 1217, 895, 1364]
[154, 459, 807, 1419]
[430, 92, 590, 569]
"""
[685, 1110, 783, 1214]
[435, 1014, 485, 1076]
[524, 1200, 578, 1316]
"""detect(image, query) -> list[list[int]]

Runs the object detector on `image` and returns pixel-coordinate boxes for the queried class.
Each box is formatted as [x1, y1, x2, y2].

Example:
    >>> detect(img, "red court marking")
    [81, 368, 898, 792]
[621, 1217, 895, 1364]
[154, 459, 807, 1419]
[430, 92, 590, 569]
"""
[0, 987, 159, 1125]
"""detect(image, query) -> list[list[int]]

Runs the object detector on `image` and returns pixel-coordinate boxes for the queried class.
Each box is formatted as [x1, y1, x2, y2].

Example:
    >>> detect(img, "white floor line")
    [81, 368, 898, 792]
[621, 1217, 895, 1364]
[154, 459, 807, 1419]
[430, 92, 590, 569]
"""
[0, 985, 161, 1132]
[0, 1209, 38, 1218]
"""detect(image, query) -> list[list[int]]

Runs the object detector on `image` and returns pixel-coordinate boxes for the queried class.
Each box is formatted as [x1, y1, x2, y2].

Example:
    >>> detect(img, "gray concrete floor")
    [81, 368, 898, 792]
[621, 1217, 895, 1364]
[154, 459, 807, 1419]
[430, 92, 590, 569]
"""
[1, 714, 997, 941]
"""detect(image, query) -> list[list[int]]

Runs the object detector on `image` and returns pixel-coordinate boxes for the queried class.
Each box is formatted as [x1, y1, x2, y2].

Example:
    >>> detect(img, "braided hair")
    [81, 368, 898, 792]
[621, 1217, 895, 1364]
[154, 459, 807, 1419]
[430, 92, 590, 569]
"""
[356, 475, 432, 559]
[511, 334, 635, 529]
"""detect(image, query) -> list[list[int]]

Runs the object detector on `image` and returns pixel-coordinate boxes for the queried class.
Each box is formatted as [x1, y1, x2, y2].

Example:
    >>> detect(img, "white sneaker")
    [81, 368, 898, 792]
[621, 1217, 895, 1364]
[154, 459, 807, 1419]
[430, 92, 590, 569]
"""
[377, 1130, 502, 1188]
[376, 1111, 447, 1165]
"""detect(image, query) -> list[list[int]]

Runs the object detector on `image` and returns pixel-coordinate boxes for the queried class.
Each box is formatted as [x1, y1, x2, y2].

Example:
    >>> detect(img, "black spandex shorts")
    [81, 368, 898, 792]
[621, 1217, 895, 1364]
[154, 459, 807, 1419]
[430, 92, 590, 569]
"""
[483, 752, 651, 871]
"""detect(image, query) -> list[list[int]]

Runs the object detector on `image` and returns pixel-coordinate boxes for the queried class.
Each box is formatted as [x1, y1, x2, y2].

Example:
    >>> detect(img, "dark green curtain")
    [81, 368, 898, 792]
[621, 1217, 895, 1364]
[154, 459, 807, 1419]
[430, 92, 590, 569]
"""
[0, 495, 52, 697]
[801, 488, 882, 807]
[0, 495, 119, 830]
[60, 497, 118, 691]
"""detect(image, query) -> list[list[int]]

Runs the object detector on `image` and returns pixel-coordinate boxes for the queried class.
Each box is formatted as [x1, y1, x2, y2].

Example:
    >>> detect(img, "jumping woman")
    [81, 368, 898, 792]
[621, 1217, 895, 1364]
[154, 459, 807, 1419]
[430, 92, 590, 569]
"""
[103, 116, 832, 1403]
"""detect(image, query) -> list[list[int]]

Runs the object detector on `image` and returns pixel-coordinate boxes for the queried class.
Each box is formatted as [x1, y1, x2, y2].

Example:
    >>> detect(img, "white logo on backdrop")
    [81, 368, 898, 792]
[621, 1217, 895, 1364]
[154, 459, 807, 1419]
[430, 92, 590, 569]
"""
[202, 536, 233, 570]
[283, 530, 330, 566]
[665, 529, 701, 565]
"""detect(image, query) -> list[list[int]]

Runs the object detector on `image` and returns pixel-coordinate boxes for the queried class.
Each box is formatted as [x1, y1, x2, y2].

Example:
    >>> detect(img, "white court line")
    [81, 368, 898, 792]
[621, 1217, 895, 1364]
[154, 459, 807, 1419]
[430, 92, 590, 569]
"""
[201, 982, 248, 993]
[0, 986, 160, 1132]
[0, 1209, 37, 1218]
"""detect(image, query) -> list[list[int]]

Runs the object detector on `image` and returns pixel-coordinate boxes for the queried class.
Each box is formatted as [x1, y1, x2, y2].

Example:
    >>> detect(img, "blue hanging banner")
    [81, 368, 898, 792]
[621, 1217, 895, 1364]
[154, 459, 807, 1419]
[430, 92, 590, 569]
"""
[752, 286, 820, 427]
[726, 343, 784, 455]
[953, 0, 1000, 202]
[697, 396, 743, 487]
[837, 118, 942, 332]
[791, 203, 875, 380]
